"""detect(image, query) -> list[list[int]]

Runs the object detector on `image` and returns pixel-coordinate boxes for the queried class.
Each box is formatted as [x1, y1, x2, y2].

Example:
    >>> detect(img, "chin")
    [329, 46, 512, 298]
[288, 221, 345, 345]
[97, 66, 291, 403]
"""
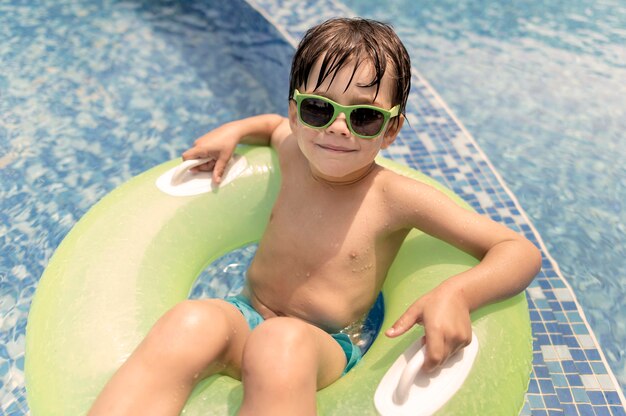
[312, 161, 347, 177]
[311, 159, 370, 181]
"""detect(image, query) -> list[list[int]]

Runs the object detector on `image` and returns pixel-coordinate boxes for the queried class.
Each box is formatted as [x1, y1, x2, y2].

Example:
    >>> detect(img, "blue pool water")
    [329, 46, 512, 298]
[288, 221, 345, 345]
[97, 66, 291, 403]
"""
[1, 0, 625, 414]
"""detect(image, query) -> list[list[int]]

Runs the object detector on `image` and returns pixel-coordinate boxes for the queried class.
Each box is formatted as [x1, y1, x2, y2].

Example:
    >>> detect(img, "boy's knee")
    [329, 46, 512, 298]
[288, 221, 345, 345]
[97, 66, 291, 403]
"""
[242, 318, 316, 381]
[150, 300, 232, 356]
[249, 317, 312, 349]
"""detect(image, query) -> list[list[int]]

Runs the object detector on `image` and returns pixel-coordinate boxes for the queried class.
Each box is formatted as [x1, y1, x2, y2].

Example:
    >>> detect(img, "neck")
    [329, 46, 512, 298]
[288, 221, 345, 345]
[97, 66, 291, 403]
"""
[309, 162, 377, 187]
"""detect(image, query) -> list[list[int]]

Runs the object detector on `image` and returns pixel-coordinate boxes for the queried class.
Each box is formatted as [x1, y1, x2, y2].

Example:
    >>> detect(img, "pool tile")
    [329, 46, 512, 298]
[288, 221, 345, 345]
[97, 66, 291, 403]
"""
[540, 378, 557, 394]
[610, 405, 626, 416]
[561, 403, 578, 414]
[604, 391, 621, 405]
[576, 403, 595, 416]
[555, 387, 573, 403]
[597, 375, 617, 389]
[572, 387, 590, 403]
[551, 373, 569, 388]
[594, 407, 612, 416]
[566, 374, 584, 387]
[543, 394, 561, 409]
[591, 362, 608, 375]
[529, 394, 547, 409]
[588, 390, 607, 405]
[581, 374, 602, 389]
[576, 361, 593, 375]
[562, 360, 578, 373]
[585, 349, 601, 361]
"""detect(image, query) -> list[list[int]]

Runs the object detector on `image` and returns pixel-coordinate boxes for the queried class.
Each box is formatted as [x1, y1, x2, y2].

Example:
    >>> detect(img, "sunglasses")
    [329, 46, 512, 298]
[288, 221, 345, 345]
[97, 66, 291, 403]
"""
[292, 89, 400, 139]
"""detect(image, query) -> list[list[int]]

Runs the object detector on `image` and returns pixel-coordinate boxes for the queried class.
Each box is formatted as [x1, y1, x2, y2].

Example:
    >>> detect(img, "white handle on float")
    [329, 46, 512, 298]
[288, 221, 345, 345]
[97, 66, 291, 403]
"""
[156, 155, 248, 196]
[392, 343, 426, 405]
[374, 331, 479, 416]
[170, 158, 213, 185]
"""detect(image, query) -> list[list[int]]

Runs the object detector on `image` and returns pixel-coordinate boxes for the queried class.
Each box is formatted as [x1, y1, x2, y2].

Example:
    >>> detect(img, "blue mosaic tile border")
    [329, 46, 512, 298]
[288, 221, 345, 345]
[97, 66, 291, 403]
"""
[245, 0, 626, 414]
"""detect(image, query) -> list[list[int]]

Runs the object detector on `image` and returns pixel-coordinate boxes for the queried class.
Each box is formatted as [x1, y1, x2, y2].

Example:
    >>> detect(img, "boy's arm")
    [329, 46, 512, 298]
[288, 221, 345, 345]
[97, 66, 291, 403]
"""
[384, 174, 542, 371]
[182, 114, 289, 183]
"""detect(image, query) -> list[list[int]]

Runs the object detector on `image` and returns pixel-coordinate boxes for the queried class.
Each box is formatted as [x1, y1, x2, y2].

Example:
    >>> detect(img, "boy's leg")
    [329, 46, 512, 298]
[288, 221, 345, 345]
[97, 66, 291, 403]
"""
[88, 299, 251, 416]
[238, 317, 347, 416]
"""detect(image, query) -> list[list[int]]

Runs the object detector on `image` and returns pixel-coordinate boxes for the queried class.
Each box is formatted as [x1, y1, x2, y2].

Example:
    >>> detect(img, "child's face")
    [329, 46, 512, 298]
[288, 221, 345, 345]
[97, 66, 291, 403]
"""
[289, 58, 403, 183]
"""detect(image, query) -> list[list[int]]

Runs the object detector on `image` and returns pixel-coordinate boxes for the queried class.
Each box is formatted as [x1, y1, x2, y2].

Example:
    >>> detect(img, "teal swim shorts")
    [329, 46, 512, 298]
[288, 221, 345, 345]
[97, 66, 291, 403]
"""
[225, 295, 362, 375]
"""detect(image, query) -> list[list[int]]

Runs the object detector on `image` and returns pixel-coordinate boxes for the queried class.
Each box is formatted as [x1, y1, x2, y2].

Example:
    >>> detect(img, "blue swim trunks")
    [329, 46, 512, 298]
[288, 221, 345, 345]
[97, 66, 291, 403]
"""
[225, 295, 362, 375]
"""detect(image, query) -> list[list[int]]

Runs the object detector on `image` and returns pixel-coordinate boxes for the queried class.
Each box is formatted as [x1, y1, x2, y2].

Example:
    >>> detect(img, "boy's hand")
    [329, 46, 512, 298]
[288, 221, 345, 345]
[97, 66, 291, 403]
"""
[181, 125, 240, 184]
[385, 284, 472, 372]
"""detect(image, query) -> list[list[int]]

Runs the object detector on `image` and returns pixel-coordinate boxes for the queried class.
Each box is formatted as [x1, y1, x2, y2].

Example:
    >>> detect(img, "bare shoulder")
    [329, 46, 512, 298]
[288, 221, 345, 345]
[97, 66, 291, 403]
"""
[271, 123, 304, 172]
[377, 164, 525, 258]
[376, 166, 449, 210]
[269, 117, 293, 149]
[376, 165, 473, 229]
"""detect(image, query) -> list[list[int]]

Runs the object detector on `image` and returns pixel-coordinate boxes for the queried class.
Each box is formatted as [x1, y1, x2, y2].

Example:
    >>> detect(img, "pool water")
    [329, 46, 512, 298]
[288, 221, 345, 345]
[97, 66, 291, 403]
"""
[1, 0, 625, 414]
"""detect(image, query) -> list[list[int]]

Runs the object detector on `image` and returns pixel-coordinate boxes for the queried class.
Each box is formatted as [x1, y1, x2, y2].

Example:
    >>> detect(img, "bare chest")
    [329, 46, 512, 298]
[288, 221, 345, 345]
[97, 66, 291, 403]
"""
[264, 178, 388, 268]
[245, 155, 408, 329]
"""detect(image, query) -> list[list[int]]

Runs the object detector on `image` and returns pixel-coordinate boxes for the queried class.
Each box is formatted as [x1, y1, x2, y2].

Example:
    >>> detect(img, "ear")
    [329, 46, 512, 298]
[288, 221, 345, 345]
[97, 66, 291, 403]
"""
[380, 115, 405, 149]
[288, 100, 299, 132]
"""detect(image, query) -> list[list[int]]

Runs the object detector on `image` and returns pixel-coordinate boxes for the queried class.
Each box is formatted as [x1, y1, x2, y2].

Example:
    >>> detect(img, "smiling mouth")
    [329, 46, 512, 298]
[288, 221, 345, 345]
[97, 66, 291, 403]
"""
[316, 144, 355, 153]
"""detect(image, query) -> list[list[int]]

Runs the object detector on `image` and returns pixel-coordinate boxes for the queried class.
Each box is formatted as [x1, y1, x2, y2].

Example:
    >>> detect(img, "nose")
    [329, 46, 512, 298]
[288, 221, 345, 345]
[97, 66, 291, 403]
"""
[326, 112, 350, 137]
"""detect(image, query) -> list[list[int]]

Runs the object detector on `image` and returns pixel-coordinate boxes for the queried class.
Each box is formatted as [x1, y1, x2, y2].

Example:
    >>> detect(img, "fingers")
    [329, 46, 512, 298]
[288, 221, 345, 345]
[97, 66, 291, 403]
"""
[182, 145, 221, 163]
[422, 329, 445, 372]
[422, 327, 472, 372]
[181, 146, 232, 183]
[385, 302, 423, 338]
[181, 147, 205, 161]
[192, 159, 215, 173]
[212, 155, 230, 183]
[385, 296, 472, 372]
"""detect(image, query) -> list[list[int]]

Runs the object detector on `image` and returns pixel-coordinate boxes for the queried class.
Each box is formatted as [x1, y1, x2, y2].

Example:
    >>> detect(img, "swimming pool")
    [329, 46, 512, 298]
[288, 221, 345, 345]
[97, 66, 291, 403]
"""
[1, 0, 624, 415]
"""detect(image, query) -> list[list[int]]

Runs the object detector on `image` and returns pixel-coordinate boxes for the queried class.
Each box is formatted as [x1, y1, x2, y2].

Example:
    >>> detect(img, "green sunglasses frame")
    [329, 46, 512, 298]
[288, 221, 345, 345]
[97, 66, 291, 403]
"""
[292, 89, 400, 139]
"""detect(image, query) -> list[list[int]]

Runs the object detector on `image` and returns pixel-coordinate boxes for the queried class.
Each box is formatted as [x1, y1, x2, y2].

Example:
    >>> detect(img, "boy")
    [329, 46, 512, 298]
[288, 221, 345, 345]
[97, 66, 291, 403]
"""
[89, 18, 541, 415]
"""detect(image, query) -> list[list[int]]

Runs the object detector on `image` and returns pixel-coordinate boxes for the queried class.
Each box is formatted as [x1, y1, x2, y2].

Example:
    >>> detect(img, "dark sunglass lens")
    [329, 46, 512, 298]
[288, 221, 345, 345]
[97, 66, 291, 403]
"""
[300, 98, 334, 127]
[350, 108, 385, 137]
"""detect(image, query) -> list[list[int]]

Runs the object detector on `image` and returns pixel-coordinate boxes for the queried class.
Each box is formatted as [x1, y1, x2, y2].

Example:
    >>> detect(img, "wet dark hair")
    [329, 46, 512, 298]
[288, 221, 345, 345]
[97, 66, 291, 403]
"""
[289, 18, 411, 119]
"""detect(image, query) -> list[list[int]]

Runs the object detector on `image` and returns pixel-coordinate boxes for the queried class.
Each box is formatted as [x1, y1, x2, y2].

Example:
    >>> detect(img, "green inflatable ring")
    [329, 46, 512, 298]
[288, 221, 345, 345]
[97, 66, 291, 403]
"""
[25, 146, 532, 415]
